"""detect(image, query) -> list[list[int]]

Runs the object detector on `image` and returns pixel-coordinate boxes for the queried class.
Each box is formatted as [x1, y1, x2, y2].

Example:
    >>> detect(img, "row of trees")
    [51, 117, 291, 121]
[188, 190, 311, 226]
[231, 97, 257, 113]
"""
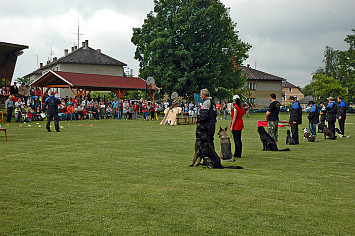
[132, 0, 251, 99]
[303, 29, 355, 103]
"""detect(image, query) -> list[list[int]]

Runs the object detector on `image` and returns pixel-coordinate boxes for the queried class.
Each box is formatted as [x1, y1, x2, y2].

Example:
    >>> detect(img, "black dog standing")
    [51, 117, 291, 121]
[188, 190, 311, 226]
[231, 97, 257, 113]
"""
[45, 91, 61, 132]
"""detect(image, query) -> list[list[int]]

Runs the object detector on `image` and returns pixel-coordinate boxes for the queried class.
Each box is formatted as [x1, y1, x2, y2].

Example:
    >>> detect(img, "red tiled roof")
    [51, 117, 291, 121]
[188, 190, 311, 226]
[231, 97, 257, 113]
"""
[282, 80, 297, 88]
[31, 71, 158, 90]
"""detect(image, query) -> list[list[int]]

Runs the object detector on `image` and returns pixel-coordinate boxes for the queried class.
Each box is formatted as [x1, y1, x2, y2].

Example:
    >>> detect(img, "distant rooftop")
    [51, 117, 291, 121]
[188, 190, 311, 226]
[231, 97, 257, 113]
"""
[241, 65, 285, 81]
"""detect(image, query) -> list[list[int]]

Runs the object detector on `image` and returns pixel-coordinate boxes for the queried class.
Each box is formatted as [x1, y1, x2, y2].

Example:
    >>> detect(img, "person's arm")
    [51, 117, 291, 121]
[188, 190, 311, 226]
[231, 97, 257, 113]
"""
[230, 108, 237, 132]
[266, 111, 271, 120]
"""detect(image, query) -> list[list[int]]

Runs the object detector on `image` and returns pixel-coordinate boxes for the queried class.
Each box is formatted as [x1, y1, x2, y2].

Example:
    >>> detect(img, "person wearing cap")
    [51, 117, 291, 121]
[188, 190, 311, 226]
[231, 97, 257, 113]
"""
[45, 91, 61, 132]
[326, 96, 337, 135]
[230, 94, 244, 158]
[337, 96, 346, 135]
[307, 101, 319, 139]
[196, 88, 223, 168]
[266, 93, 280, 144]
[5, 95, 14, 122]
[289, 96, 302, 144]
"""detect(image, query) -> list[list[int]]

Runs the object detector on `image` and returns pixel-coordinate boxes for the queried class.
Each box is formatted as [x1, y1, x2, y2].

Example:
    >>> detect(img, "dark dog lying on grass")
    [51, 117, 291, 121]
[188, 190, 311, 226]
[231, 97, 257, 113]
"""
[217, 127, 234, 161]
[257, 126, 290, 151]
[323, 125, 336, 140]
[286, 130, 296, 145]
[303, 128, 316, 142]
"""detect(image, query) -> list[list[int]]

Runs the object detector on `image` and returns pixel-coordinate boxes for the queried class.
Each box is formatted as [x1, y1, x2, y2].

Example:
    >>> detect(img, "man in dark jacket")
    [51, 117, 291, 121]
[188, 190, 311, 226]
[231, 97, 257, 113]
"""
[289, 96, 302, 144]
[307, 101, 319, 139]
[45, 91, 61, 132]
[196, 88, 223, 169]
[326, 97, 337, 135]
[318, 101, 326, 132]
[337, 96, 346, 135]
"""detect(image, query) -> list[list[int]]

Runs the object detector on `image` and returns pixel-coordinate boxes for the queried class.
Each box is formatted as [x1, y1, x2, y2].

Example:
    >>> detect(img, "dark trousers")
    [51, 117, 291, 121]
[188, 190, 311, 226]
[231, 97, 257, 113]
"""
[232, 130, 242, 157]
[151, 111, 155, 120]
[328, 121, 335, 135]
[46, 114, 59, 131]
[338, 119, 345, 135]
[6, 107, 13, 122]
[291, 123, 299, 144]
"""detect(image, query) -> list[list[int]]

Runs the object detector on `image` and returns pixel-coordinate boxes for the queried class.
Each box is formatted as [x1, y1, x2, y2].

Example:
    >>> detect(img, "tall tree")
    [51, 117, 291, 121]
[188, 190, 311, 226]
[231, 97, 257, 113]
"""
[338, 29, 355, 102]
[132, 0, 251, 98]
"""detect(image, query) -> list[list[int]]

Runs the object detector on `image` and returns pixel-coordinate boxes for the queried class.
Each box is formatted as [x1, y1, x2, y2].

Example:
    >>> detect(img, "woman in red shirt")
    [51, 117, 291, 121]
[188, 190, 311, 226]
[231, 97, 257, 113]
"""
[230, 95, 244, 158]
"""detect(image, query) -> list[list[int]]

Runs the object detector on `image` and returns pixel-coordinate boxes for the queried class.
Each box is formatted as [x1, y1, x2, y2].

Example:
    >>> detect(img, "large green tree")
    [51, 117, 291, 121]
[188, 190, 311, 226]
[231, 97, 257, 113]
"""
[303, 73, 347, 102]
[131, 0, 251, 98]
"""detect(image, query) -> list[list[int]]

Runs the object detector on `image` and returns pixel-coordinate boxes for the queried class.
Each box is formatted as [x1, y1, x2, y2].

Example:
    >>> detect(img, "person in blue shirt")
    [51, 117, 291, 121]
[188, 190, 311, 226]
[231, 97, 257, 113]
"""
[326, 97, 337, 135]
[289, 96, 302, 144]
[307, 101, 319, 138]
[45, 91, 61, 132]
[337, 96, 346, 135]
[112, 98, 119, 119]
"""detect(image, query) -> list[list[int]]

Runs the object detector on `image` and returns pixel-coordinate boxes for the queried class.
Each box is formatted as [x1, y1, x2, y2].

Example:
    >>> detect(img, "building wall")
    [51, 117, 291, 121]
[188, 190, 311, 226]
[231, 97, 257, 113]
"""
[248, 80, 282, 108]
[59, 64, 124, 76]
[282, 87, 304, 105]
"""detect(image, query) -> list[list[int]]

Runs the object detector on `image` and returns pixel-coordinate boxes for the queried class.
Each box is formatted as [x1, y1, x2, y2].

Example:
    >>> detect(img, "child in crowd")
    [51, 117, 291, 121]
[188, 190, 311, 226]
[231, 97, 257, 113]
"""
[106, 105, 112, 119]
[15, 106, 22, 122]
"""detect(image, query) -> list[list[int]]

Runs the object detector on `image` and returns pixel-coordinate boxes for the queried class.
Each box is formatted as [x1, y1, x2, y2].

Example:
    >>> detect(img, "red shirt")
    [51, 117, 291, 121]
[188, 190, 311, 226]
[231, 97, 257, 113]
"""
[216, 103, 221, 111]
[133, 104, 138, 111]
[231, 104, 244, 130]
[142, 104, 147, 113]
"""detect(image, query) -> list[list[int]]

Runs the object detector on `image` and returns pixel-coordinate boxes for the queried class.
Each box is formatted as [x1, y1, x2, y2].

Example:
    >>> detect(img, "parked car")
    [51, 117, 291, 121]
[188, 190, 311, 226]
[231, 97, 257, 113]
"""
[254, 107, 269, 113]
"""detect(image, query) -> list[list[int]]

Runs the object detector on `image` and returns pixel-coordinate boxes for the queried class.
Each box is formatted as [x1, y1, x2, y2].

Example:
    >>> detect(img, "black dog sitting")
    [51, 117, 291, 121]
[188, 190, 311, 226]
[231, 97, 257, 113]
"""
[286, 130, 296, 145]
[257, 126, 290, 151]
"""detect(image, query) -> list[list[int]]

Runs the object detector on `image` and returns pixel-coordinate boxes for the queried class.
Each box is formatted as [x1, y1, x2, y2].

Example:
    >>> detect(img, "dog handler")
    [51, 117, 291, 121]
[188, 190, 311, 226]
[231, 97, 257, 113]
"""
[289, 96, 302, 144]
[196, 88, 223, 168]
[266, 93, 280, 144]
[45, 91, 61, 132]
[326, 97, 337, 135]
[337, 96, 346, 135]
[307, 101, 319, 139]
[230, 95, 244, 158]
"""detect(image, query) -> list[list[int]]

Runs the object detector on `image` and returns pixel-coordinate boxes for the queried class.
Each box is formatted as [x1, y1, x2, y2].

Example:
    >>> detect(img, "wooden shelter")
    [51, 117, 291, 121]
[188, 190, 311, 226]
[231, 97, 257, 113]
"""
[30, 70, 159, 104]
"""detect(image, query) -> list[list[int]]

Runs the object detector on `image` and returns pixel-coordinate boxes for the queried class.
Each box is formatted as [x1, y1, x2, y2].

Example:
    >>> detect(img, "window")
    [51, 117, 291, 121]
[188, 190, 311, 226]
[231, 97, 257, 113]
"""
[248, 83, 256, 90]
[288, 87, 292, 92]
[248, 98, 255, 104]
[282, 96, 286, 102]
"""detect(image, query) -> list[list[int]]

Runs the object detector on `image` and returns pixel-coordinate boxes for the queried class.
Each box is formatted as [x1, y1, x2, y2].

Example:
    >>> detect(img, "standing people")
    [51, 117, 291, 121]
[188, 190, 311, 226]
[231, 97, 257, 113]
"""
[244, 102, 250, 118]
[150, 100, 156, 120]
[289, 96, 302, 144]
[142, 101, 148, 121]
[326, 97, 337, 135]
[216, 101, 222, 120]
[307, 101, 319, 139]
[10, 82, 18, 96]
[222, 101, 227, 120]
[318, 101, 326, 132]
[230, 95, 244, 158]
[133, 102, 139, 119]
[337, 96, 346, 135]
[266, 93, 281, 144]
[196, 88, 223, 168]
[45, 91, 61, 132]
[5, 95, 14, 122]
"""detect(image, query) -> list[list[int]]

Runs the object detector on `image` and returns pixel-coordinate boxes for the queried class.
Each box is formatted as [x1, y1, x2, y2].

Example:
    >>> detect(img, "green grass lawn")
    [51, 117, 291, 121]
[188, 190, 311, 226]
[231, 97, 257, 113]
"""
[1, 113, 354, 235]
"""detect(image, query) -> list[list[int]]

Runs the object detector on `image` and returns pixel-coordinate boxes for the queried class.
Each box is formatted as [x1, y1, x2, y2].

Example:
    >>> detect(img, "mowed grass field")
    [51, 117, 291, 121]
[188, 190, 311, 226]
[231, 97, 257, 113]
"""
[1, 112, 354, 235]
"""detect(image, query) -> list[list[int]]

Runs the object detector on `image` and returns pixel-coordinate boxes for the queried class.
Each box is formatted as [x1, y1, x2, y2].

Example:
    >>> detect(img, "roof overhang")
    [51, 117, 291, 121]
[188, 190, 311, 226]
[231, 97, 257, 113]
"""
[0, 42, 29, 82]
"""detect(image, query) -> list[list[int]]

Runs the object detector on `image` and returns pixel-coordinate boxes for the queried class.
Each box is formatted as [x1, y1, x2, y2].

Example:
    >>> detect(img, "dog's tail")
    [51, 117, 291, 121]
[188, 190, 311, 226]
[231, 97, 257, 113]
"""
[278, 148, 290, 151]
[223, 166, 244, 169]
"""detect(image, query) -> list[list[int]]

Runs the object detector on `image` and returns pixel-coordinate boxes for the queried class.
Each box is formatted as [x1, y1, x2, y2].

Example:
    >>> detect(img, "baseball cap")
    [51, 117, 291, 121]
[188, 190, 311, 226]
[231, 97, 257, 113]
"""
[51, 91, 55, 95]
[327, 96, 334, 100]
[233, 94, 240, 100]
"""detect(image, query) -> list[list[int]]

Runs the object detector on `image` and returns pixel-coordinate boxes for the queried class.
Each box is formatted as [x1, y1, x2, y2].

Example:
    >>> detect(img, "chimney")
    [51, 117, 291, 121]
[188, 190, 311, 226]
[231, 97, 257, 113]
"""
[82, 42, 85, 47]
[85, 40, 88, 49]
[74, 46, 77, 50]
[71, 47, 74, 52]
[64, 49, 68, 56]
[47, 60, 50, 65]
[247, 64, 250, 68]
[53, 57, 57, 61]
[40, 63, 43, 68]
[97, 49, 101, 53]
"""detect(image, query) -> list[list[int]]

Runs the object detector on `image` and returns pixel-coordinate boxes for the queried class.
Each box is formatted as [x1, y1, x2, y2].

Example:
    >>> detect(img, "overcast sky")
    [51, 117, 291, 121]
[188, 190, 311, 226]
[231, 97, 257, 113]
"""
[1, 0, 354, 87]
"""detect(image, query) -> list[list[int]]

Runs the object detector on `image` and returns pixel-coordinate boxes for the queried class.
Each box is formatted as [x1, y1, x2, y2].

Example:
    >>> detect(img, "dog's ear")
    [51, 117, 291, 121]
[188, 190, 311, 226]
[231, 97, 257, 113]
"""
[220, 126, 222, 130]
[225, 127, 228, 131]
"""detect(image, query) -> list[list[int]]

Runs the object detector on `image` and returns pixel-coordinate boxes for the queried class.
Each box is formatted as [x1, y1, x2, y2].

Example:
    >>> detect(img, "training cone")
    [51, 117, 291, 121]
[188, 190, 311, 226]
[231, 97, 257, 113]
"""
[19, 124, 23, 127]
[36, 123, 39, 125]
[24, 122, 26, 124]
[90, 125, 93, 127]
[28, 125, 31, 127]
[38, 125, 41, 128]
[6, 124, 9, 126]
[60, 126, 64, 128]
[79, 124, 82, 126]
[68, 124, 71, 126]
